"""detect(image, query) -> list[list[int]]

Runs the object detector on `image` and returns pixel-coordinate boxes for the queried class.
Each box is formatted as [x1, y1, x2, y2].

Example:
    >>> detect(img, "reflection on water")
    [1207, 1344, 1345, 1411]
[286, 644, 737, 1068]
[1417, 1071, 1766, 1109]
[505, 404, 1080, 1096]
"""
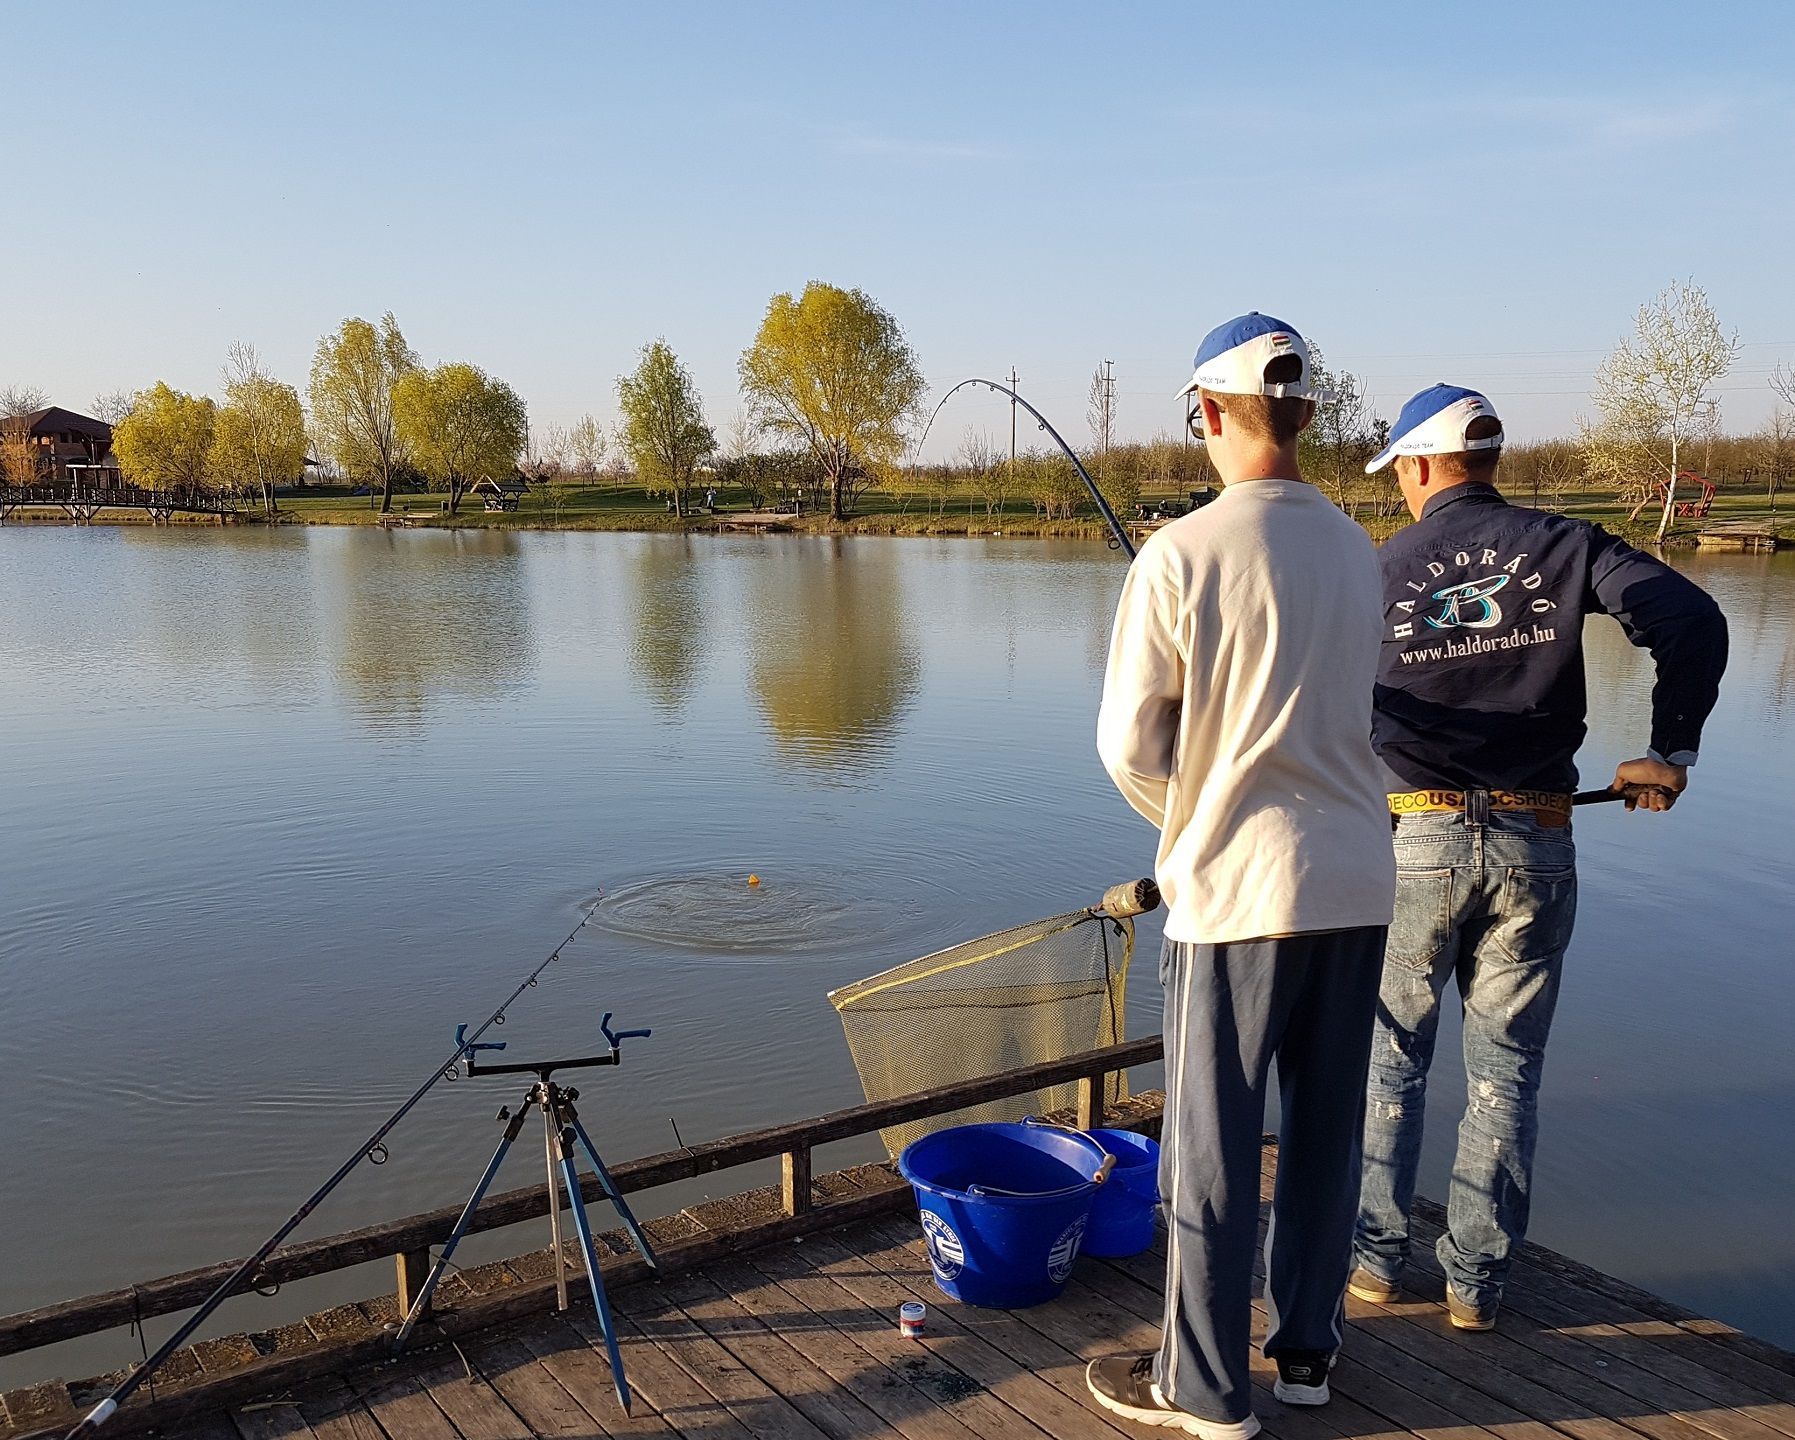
[0, 531, 1791, 1379]
[317, 529, 537, 731]
[629, 537, 711, 712]
[746, 538, 921, 774]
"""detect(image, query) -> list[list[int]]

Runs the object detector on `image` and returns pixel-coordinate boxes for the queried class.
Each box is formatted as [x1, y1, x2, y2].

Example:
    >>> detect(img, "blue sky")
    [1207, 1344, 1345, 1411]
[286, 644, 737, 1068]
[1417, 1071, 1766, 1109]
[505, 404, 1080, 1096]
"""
[6, 1, 1793, 452]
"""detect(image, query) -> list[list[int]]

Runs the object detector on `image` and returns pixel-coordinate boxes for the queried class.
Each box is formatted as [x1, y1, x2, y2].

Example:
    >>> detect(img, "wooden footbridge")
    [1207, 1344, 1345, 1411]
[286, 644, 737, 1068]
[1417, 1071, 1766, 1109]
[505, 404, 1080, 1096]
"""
[0, 483, 240, 525]
[4, 1039, 1792, 1440]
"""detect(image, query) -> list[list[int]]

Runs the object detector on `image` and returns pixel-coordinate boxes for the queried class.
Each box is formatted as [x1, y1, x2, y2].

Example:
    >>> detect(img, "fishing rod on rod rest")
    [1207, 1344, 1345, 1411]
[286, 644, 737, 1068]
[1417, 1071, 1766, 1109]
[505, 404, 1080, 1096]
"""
[66, 894, 612, 1440]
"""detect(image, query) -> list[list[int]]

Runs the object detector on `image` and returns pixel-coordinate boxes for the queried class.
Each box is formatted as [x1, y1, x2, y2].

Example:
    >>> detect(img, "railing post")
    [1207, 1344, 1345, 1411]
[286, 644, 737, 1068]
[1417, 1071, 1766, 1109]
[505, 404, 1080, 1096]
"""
[781, 1146, 812, 1217]
[395, 1248, 432, 1317]
[1076, 1071, 1104, 1131]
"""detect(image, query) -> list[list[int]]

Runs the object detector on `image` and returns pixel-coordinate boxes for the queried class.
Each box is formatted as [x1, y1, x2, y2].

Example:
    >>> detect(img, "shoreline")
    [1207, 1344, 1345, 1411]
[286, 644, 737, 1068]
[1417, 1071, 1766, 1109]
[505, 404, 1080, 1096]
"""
[1, 497, 1787, 550]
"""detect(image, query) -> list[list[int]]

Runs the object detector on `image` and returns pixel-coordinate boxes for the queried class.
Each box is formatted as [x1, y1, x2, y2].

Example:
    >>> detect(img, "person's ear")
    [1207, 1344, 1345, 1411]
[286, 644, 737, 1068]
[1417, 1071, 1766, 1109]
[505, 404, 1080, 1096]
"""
[1200, 394, 1224, 440]
[1415, 455, 1431, 488]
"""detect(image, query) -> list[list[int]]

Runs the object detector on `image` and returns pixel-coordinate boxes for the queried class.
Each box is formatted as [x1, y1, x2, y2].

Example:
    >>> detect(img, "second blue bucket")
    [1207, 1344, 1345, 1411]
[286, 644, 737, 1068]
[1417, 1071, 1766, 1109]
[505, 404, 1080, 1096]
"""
[1082, 1128, 1161, 1256]
[898, 1120, 1112, 1308]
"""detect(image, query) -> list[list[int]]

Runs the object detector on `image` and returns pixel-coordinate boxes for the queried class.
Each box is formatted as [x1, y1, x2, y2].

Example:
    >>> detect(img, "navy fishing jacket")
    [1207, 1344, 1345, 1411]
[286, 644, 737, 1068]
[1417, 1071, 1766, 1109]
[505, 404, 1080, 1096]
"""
[1372, 484, 1728, 794]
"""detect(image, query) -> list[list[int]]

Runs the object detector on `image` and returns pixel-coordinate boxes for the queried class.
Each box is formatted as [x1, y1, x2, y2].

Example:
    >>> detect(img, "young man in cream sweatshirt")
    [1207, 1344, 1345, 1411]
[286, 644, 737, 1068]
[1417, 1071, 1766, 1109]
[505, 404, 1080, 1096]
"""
[1087, 314, 1396, 1439]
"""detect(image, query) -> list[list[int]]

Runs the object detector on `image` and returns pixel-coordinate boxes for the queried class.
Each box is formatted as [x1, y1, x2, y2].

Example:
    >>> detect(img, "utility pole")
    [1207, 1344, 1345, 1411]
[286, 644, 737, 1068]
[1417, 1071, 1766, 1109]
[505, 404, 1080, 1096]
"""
[1008, 365, 1018, 492]
[1103, 360, 1115, 468]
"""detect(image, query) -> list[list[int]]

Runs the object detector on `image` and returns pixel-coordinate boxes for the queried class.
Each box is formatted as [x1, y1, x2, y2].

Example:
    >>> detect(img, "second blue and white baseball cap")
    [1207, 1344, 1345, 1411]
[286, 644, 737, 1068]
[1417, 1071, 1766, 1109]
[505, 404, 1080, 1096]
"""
[1365, 384, 1504, 473]
[1174, 312, 1326, 400]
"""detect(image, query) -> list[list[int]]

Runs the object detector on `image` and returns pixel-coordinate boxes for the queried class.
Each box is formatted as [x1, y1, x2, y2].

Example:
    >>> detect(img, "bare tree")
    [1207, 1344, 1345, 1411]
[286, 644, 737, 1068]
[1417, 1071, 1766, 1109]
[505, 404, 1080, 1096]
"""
[0, 384, 49, 420]
[568, 413, 607, 481]
[1587, 279, 1738, 542]
[1756, 409, 1793, 511]
[1087, 363, 1117, 484]
[91, 390, 133, 426]
[0, 385, 50, 487]
[1304, 361, 1373, 515]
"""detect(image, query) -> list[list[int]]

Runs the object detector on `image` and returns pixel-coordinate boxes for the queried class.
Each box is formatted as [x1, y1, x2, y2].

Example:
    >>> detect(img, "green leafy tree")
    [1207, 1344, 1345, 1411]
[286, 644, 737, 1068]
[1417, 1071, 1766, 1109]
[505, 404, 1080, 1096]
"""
[210, 343, 307, 515]
[113, 382, 217, 490]
[392, 362, 528, 514]
[616, 340, 715, 517]
[738, 281, 926, 519]
[308, 312, 418, 512]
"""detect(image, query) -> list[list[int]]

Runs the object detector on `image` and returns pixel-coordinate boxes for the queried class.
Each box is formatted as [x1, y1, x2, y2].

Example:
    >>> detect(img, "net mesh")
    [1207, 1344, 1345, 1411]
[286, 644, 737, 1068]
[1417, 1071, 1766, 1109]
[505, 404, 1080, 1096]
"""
[828, 908, 1132, 1157]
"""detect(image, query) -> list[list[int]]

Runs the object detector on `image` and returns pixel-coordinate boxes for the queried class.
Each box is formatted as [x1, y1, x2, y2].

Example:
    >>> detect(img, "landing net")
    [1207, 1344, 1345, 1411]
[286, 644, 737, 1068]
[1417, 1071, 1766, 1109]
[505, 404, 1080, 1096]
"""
[828, 907, 1132, 1157]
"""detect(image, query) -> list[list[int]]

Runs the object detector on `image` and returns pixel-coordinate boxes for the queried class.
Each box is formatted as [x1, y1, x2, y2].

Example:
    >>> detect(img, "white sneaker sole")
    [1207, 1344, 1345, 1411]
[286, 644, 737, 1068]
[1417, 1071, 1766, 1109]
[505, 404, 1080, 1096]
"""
[1347, 1276, 1401, 1304]
[1083, 1364, 1262, 1439]
[1273, 1378, 1330, 1406]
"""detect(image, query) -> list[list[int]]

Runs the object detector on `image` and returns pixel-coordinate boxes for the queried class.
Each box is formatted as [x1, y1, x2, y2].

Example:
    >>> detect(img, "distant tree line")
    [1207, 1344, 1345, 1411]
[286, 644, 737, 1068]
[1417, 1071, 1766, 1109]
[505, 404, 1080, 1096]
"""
[7, 276, 1790, 530]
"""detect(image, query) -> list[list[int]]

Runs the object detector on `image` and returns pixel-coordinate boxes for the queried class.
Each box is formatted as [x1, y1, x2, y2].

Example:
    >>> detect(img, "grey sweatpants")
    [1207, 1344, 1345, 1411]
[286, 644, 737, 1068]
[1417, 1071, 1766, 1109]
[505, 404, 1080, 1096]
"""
[1154, 927, 1385, 1423]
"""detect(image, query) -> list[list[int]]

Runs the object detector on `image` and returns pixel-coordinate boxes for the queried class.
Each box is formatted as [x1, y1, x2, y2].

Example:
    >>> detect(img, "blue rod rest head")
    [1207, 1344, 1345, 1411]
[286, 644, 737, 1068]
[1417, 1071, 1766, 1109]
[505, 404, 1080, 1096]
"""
[454, 1023, 506, 1055]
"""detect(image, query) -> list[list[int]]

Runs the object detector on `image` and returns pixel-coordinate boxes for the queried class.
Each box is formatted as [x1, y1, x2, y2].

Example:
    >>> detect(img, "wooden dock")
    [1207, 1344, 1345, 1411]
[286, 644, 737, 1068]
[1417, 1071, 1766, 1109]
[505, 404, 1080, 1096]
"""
[5, 1038, 1793, 1440]
[1696, 522, 1782, 551]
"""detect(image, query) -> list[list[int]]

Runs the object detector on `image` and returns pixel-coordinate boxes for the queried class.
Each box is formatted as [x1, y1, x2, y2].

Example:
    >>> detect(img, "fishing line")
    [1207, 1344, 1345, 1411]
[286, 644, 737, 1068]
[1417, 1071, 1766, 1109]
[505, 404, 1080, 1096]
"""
[918, 378, 1137, 558]
[67, 892, 609, 1439]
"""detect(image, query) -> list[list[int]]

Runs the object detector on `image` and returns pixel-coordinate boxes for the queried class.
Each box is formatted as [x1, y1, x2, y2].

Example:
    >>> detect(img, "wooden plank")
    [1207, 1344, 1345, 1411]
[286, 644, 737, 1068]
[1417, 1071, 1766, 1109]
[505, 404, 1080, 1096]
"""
[698, 1254, 975, 1440]
[341, 1367, 463, 1440]
[1034, 1245, 1385, 1440]
[650, 1268, 897, 1440]
[854, 1216, 1148, 1433]
[462, 1332, 611, 1439]
[1399, 1223, 1791, 1440]
[557, 1308, 754, 1440]
[1338, 1269, 1725, 1440]
[0, 1039, 1163, 1357]
[295, 1381, 388, 1440]
[513, 1318, 677, 1439]
[230, 1398, 317, 1440]
[605, 1283, 829, 1440]
[394, 1353, 532, 1440]
[744, 1235, 1055, 1440]
[797, 1226, 1133, 1440]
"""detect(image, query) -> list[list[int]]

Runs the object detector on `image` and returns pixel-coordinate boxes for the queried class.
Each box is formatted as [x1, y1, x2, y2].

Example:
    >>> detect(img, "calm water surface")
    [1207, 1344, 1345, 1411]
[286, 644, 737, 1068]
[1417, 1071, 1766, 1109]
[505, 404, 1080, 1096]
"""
[1, 526, 1791, 1383]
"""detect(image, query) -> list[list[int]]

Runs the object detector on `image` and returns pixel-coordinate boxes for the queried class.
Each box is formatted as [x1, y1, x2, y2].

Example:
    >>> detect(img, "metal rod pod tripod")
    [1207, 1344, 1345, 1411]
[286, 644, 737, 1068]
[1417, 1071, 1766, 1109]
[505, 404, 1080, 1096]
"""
[391, 1014, 656, 1414]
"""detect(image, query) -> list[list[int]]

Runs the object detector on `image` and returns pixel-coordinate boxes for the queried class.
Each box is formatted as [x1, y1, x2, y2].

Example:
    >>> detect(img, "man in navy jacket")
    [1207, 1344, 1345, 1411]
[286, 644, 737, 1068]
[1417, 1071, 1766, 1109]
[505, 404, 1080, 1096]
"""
[1351, 384, 1728, 1330]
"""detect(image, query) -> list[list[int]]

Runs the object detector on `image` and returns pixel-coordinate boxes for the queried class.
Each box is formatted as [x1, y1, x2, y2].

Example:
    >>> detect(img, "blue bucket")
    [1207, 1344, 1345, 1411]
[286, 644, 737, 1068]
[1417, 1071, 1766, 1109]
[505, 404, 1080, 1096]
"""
[1082, 1128, 1160, 1257]
[898, 1119, 1111, 1308]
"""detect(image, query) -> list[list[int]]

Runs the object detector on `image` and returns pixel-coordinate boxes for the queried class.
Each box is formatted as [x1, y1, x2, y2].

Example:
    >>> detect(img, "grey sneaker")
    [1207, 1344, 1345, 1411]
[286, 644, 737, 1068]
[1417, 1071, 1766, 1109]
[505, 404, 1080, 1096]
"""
[1086, 1354, 1262, 1439]
[1347, 1266, 1401, 1304]
[1446, 1285, 1498, 1331]
[1272, 1350, 1336, 1405]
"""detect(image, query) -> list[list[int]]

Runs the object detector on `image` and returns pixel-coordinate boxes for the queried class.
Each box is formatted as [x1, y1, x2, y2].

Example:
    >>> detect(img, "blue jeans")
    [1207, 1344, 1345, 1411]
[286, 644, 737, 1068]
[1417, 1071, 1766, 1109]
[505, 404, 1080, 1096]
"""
[1354, 811, 1577, 1308]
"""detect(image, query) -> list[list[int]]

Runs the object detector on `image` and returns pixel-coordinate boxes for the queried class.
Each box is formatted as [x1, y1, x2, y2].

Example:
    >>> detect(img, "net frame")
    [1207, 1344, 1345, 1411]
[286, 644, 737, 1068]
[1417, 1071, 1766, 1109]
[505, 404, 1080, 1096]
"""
[829, 908, 1132, 1156]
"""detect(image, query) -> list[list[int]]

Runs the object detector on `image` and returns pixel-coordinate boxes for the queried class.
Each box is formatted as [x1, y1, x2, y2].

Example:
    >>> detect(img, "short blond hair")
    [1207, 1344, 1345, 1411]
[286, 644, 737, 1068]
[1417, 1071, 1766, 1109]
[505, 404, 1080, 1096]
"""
[1197, 353, 1314, 445]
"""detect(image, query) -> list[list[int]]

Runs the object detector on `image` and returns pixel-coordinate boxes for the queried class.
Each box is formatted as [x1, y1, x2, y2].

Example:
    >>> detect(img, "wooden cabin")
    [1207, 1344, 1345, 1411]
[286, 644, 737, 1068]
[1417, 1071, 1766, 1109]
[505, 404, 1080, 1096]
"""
[1, 407, 120, 485]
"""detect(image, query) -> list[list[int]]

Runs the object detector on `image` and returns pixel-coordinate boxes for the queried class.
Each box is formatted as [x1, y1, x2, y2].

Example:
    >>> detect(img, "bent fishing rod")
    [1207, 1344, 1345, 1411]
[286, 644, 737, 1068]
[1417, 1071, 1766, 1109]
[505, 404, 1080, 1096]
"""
[919, 377, 1137, 558]
[67, 895, 610, 1439]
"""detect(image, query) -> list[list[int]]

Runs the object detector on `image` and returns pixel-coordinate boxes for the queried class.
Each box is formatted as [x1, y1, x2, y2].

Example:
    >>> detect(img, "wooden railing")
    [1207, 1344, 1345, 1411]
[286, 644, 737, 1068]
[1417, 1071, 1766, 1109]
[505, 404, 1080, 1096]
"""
[0, 1035, 1164, 1358]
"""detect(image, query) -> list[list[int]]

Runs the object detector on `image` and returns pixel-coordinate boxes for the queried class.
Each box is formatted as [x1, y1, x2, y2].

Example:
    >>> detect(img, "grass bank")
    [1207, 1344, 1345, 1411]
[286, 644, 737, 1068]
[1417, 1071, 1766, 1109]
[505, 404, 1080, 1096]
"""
[8, 482, 1790, 548]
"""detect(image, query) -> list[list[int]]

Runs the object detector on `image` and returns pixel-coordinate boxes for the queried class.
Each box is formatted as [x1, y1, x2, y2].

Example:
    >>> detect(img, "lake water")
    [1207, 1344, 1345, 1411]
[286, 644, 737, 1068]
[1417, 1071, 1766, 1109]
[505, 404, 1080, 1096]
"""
[1, 526, 1791, 1386]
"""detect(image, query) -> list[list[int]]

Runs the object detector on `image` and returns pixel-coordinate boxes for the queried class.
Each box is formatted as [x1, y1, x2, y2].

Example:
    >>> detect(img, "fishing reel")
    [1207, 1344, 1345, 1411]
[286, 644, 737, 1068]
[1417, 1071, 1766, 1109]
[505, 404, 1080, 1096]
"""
[452, 1012, 652, 1078]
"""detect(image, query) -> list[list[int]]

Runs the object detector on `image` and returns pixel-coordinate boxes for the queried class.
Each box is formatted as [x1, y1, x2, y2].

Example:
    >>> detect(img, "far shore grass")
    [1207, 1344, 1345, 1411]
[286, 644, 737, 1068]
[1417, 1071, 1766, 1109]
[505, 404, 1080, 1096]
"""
[7, 482, 1791, 548]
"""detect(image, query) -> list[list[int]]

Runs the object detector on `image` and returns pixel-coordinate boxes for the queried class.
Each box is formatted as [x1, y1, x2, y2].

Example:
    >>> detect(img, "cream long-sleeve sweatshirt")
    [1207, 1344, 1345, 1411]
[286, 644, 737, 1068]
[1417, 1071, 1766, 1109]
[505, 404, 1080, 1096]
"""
[1097, 478, 1395, 945]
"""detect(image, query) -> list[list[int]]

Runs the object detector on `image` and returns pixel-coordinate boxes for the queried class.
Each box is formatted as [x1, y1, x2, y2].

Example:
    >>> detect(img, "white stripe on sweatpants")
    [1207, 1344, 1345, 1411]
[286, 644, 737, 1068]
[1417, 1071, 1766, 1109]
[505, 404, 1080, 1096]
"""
[1162, 940, 1192, 1397]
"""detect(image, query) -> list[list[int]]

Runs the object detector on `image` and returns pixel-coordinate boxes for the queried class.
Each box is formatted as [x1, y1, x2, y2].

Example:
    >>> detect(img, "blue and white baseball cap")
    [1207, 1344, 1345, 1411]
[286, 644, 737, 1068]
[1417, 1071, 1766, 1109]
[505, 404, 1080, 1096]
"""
[1174, 312, 1325, 400]
[1364, 384, 1504, 473]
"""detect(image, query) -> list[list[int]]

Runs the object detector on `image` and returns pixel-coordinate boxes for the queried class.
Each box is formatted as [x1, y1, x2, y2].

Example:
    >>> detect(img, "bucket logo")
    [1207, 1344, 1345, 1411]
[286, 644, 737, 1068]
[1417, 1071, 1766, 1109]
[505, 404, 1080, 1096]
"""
[920, 1211, 965, 1282]
[1048, 1216, 1087, 1285]
[1425, 574, 1509, 631]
